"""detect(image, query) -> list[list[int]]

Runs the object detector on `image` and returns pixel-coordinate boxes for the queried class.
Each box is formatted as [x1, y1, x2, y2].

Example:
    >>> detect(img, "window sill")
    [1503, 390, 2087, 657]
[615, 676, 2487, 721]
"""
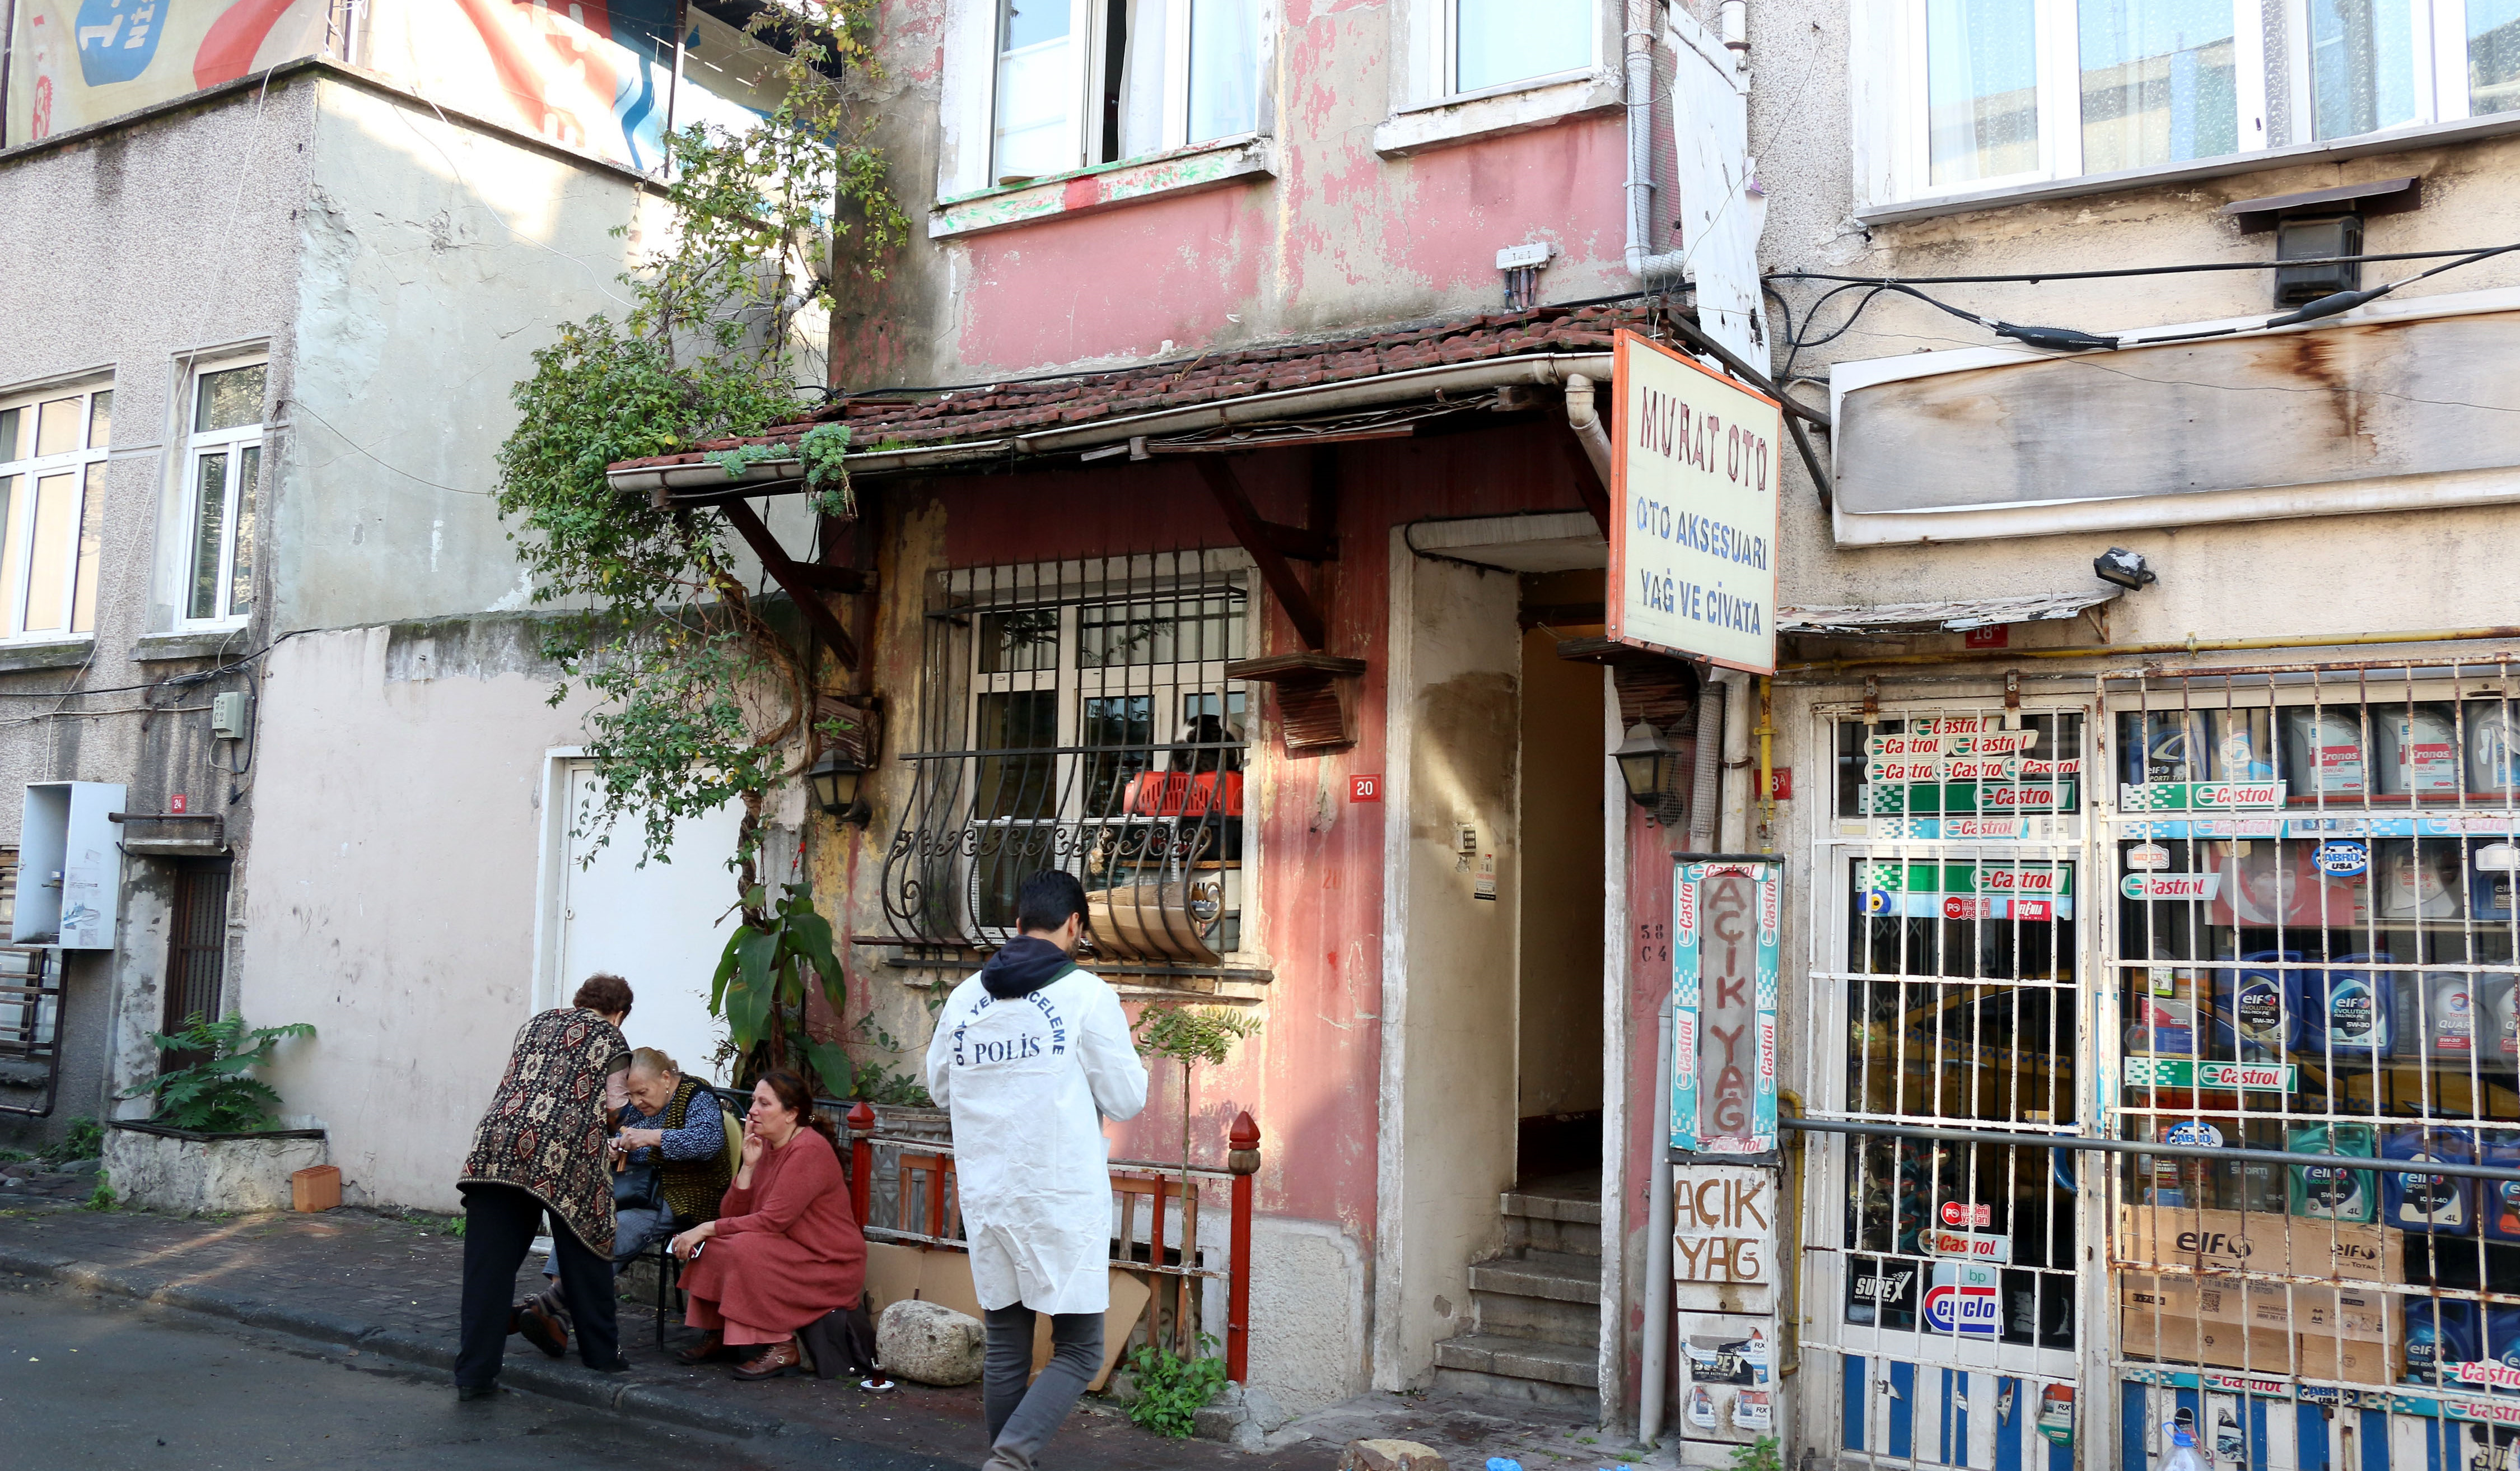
[1372, 71, 1623, 159]
[133, 630, 248, 663]
[1857, 111, 2520, 226]
[930, 136, 1276, 240]
[0, 638, 95, 674]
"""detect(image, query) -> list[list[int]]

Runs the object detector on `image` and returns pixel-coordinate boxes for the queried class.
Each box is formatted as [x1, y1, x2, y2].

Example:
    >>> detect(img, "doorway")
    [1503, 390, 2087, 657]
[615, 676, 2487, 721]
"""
[161, 860, 234, 1070]
[1517, 569, 1607, 1184]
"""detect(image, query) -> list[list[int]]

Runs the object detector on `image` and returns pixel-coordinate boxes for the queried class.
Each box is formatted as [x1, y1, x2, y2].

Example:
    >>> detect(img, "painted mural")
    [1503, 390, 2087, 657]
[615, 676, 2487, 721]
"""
[5, 0, 331, 143]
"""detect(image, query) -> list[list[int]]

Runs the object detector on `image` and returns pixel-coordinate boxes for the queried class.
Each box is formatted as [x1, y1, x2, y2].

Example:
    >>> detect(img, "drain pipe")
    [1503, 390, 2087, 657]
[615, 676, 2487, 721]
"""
[1639, 667, 1728, 1446]
[1624, 0, 1689, 282]
[1565, 374, 1614, 485]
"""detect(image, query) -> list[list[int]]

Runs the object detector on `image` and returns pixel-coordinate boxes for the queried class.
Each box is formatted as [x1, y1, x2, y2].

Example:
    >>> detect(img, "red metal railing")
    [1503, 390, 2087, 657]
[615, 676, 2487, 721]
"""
[846, 1101, 1261, 1381]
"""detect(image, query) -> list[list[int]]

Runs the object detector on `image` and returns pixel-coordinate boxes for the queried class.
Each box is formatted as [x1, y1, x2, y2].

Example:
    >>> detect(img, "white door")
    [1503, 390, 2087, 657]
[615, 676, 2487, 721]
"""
[550, 763, 745, 1084]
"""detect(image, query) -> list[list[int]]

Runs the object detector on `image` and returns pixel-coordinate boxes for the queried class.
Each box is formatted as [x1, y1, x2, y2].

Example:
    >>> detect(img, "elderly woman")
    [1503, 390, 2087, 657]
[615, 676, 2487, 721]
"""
[454, 974, 637, 1398]
[522, 1047, 735, 1332]
[669, 1069, 866, 1380]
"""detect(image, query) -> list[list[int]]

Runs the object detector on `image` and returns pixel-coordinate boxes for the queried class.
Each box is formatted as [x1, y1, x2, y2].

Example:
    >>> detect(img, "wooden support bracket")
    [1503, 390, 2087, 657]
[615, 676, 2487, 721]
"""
[1224, 653, 1368, 753]
[719, 499, 860, 667]
[1194, 457, 1333, 651]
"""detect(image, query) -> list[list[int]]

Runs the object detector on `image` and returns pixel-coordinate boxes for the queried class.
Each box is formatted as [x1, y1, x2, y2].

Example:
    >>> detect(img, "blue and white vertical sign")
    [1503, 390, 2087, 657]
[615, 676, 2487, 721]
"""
[1672, 856, 1782, 1155]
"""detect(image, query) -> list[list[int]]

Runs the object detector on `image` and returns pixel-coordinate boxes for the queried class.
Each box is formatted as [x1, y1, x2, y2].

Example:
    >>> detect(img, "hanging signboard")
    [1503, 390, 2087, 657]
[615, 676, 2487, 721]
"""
[1672, 855, 1782, 1155]
[6, 0, 332, 145]
[1609, 330, 1783, 675]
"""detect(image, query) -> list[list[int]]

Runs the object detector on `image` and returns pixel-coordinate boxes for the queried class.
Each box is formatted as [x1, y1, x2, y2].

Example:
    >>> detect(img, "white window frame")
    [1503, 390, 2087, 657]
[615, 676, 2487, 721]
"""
[1374, 0, 1621, 156]
[175, 357, 267, 631]
[1858, 0, 2520, 210]
[0, 380, 113, 646]
[942, 0, 1275, 200]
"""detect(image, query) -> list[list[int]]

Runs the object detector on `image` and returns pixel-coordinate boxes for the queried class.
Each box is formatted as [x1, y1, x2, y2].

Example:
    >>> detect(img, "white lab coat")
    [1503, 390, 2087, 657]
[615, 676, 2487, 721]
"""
[926, 964, 1148, 1314]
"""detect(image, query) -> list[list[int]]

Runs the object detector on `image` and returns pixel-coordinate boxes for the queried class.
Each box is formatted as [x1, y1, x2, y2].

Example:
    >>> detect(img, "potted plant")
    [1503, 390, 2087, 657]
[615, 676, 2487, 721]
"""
[103, 1012, 324, 1215]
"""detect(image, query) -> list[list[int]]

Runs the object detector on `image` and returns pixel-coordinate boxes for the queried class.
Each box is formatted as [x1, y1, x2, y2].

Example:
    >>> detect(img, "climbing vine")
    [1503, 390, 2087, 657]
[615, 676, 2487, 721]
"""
[493, 0, 904, 924]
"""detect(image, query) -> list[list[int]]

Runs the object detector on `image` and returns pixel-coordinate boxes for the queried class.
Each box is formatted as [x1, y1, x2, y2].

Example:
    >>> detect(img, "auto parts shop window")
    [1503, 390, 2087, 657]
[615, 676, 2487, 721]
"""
[178, 361, 265, 629]
[0, 382, 112, 643]
[991, 0, 1263, 184]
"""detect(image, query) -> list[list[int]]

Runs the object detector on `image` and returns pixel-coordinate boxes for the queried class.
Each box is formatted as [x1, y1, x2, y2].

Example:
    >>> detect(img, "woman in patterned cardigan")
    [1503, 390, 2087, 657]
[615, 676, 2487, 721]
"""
[452, 974, 637, 1398]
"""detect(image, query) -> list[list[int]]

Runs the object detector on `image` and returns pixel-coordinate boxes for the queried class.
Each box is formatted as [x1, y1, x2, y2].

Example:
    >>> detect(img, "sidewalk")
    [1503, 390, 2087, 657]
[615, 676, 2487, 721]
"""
[0, 1199, 1649, 1471]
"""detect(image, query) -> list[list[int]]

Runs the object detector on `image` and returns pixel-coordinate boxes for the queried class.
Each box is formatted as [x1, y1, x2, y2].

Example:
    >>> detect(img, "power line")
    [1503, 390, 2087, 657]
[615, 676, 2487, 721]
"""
[1765, 246, 2520, 287]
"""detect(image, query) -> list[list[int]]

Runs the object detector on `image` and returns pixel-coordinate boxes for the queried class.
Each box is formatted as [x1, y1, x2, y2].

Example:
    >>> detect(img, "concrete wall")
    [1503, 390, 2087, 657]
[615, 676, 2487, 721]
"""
[1516, 623, 1607, 1122]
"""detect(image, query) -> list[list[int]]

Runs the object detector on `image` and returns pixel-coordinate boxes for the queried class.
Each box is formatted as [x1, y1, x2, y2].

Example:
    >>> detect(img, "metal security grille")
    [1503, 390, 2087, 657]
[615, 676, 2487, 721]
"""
[162, 860, 231, 1039]
[1805, 701, 2095, 1470]
[880, 550, 1254, 971]
[2104, 659, 2520, 1471]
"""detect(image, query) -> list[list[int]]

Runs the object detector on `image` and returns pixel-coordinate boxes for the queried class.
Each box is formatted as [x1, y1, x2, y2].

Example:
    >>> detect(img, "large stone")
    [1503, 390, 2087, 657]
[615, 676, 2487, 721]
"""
[100, 1127, 328, 1215]
[876, 1298, 986, 1386]
[1341, 1439, 1448, 1471]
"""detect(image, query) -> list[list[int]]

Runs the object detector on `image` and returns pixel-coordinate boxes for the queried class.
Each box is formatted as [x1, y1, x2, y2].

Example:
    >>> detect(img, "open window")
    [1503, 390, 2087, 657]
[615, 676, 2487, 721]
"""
[988, 0, 1264, 184]
[0, 383, 111, 643]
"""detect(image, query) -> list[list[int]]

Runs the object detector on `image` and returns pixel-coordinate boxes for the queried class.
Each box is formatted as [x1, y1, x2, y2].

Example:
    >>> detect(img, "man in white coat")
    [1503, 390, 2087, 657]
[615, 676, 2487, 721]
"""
[927, 870, 1148, 1471]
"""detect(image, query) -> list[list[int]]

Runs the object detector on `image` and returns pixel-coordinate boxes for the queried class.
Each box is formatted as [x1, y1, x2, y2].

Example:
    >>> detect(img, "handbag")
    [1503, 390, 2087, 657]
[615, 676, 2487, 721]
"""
[612, 1158, 662, 1212]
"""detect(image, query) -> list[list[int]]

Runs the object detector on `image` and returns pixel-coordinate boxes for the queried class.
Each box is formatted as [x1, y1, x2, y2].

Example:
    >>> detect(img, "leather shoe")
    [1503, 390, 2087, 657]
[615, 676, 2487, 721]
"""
[516, 1296, 568, 1360]
[456, 1382, 498, 1402]
[732, 1337, 805, 1381]
[676, 1330, 738, 1365]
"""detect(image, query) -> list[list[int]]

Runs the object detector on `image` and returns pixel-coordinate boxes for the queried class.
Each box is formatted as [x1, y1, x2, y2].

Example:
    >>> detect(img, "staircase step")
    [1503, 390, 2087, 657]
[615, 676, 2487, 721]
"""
[1500, 1189, 1601, 1226]
[1468, 1250, 1600, 1304]
[1505, 1212, 1600, 1258]
[1432, 1333, 1599, 1388]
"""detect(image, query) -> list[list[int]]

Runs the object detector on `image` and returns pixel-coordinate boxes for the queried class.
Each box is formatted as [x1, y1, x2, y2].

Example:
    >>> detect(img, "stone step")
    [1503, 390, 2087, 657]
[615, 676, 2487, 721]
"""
[1499, 1189, 1601, 1225]
[1504, 1211, 1600, 1258]
[1467, 1250, 1599, 1304]
[1432, 1332, 1599, 1389]
[1430, 1365, 1602, 1409]
[1471, 1287, 1598, 1343]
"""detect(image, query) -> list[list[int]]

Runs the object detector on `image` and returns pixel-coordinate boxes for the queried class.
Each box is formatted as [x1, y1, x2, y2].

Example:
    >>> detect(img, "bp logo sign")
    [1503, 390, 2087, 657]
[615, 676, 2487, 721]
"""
[1921, 1264, 2001, 1337]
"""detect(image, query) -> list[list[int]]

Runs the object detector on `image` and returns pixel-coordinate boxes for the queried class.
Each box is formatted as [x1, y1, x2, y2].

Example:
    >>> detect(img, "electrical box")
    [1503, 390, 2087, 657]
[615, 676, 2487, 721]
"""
[211, 691, 249, 741]
[15, 781, 125, 949]
[2275, 213, 2363, 304]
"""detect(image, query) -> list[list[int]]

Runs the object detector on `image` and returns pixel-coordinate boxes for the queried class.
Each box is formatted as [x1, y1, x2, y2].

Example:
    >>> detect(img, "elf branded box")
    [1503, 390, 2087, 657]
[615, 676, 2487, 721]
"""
[2118, 1273, 2402, 1340]
[2118, 1206, 2397, 1283]
[2297, 1330, 2404, 1384]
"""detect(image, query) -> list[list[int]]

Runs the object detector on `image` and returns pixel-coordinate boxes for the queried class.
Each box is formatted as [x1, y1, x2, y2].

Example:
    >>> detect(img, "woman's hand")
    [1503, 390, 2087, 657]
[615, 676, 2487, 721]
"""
[739, 1119, 767, 1172]
[622, 1127, 664, 1152]
[670, 1222, 714, 1260]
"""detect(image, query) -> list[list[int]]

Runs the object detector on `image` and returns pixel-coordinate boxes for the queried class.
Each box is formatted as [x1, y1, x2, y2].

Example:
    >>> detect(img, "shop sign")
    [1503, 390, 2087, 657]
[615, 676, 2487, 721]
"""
[1671, 1166, 1774, 1283]
[1927, 1227, 2012, 1262]
[1940, 1200, 1992, 1227]
[1921, 1261, 2002, 1336]
[1670, 858, 1781, 1155]
[1860, 780, 2075, 814]
[2448, 1361, 2520, 1393]
[2119, 781, 2289, 812]
[1850, 1264, 1918, 1306]
[1608, 330, 1781, 674]
[1866, 756, 2023, 783]
[2122, 1058, 2299, 1091]
[1859, 861, 2075, 895]
[2020, 756, 2082, 776]
[2315, 840, 2370, 876]
[2120, 872, 2224, 901]
[2127, 842, 2172, 871]
[1864, 730, 2040, 759]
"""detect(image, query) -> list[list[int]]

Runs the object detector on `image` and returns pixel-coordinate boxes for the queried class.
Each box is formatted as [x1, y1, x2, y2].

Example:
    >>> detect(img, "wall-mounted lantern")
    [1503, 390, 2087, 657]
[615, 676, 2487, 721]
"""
[1613, 720, 1676, 809]
[807, 748, 871, 826]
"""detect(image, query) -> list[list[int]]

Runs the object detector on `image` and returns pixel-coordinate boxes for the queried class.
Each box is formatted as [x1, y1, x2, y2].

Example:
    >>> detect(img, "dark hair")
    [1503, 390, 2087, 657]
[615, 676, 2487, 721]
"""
[572, 973, 633, 1019]
[754, 1068, 841, 1152]
[1015, 870, 1088, 935]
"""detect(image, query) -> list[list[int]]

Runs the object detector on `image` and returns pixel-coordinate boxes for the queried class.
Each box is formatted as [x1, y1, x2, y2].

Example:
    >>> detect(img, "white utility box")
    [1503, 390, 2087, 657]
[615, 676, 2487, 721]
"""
[16, 781, 125, 948]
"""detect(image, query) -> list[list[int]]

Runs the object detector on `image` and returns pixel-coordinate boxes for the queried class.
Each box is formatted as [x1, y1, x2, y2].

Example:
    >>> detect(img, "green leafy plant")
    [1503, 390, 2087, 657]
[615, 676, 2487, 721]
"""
[1730, 1436, 1782, 1471]
[712, 883, 851, 1096]
[59, 1116, 102, 1161]
[797, 423, 855, 519]
[1133, 1007, 1259, 1183]
[83, 1174, 116, 1212]
[494, 0, 906, 930]
[119, 1013, 317, 1133]
[1122, 1335, 1229, 1437]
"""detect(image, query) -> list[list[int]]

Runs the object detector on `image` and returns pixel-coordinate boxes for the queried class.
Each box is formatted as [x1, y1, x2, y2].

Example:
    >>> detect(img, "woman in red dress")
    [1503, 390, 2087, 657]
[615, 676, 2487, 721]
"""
[669, 1069, 865, 1379]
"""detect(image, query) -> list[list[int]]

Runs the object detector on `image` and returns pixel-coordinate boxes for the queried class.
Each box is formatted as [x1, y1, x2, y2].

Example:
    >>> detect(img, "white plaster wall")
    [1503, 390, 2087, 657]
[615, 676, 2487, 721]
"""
[243, 625, 592, 1210]
[1244, 1215, 1371, 1414]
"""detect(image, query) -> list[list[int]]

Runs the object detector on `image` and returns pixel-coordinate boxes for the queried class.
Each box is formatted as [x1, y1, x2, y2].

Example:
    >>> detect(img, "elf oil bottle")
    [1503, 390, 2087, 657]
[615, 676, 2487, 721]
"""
[2289, 1123, 2378, 1223]
[2382, 1125, 2477, 1235]
[2215, 950, 2302, 1056]
[2283, 707, 2369, 797]
[2485, 1306, 2520, 1393]
[2406, 1300, 2482, 1385]
[2380, 707, 2462, 796]
[2470, 701, 2520, 797]
[2296, 955, 2395, 1058]
[2393, 971, 2480, 1064]
[2482, 1134, 2520, 1243]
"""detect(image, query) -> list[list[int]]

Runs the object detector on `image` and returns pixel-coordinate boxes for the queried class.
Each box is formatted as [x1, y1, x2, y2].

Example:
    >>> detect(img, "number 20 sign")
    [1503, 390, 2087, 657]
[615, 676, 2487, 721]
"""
[1671, 855, 1782, 1156]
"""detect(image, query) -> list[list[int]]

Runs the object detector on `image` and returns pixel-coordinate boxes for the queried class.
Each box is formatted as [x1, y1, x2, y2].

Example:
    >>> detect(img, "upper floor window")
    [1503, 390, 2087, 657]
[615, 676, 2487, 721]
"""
[0, 385, 111, 643]
[1876, 0, 2520, 203]
[1452, 0, 1595, 94]
[181, 362, 265, 627]
[991, 0, 1263, 184]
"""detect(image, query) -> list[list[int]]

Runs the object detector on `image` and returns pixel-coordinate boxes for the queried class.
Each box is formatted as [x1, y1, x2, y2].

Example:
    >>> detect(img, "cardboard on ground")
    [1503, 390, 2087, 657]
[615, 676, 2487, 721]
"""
[863, 1240, 1152, 1390]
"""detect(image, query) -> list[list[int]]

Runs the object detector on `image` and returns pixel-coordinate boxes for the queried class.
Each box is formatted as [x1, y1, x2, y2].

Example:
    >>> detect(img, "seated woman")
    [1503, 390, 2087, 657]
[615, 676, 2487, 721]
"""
[669, 1068, 865, 1379]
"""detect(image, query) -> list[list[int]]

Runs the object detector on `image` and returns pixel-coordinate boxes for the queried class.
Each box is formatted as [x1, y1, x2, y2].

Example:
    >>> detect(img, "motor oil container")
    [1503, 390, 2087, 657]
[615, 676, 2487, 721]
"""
[2393, 971, 2481, 1064]
[2295, 955, 2395, 1058]
[2149, 1119, 2232, 1208]
[2489, 974, 2520, 1063]
[2288, 1122, 2378, 1223]
[2383, 1125, 2476, 1235]
[2377, 842, 2463, 921]
[2480, 1134, 2520, 1243]
[2379, 706, 2462, 796]
[2124, 710, 2205, 786]
[2215, 950, 2302, 1057]
[2283, 706, 2369, 798]
[2474, 848, 2517, 922]
[2407, 1300, 2482, 1386]
[2470, 701, 2520, 797]
[2206, 708, 2277, 781]
[2484, 1306, 2520, 1393]
[2126, 994, 2201, 1059]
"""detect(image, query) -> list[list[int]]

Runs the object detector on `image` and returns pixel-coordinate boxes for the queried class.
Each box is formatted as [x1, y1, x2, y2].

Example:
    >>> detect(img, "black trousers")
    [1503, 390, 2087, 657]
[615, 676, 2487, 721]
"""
[455, 1184, 622, 1386]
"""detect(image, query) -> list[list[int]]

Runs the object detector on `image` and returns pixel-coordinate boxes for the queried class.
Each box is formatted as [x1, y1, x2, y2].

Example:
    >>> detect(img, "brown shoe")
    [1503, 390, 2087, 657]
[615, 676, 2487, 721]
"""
[732, 1337, 805, 1381]
[676, 1330, 738, 1366]
[515, 1296, 568, 1360]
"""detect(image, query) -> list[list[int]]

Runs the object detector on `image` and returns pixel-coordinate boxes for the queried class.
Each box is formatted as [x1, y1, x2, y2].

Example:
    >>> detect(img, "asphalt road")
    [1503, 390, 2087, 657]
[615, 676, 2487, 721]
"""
[0, 1286, 965, 1471]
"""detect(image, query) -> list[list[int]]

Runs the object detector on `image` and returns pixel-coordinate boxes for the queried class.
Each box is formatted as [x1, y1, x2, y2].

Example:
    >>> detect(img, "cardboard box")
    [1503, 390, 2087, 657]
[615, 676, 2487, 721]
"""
[2120, 1271, 2247, 1324]
[2121, 1311, 2294, 1372]
[2297, 1330, 2403, 1385]
[2116, 1205, 2398, 1283]
[862, 1241, 1151, 1390]
[2285, 1221, 2401, 1284]
[2288, 1284, 2402, 1343]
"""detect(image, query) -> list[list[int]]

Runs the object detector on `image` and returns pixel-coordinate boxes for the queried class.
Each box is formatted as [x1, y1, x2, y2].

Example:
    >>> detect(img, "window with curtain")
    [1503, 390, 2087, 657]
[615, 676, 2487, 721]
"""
[988, 0, 1263, 186]
[180, 362, 265, 628]
[0, 384, 111, 642]
[1926, 0, 2043, 184]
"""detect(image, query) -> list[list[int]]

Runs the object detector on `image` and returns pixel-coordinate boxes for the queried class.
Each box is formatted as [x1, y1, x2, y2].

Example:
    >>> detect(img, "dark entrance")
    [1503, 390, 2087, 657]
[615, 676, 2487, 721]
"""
[160, 860, 232, 1065]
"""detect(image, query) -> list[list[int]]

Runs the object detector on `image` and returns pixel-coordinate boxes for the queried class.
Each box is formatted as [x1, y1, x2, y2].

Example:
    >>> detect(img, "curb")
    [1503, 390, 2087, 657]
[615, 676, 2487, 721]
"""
[0, 1241, 785, 1441]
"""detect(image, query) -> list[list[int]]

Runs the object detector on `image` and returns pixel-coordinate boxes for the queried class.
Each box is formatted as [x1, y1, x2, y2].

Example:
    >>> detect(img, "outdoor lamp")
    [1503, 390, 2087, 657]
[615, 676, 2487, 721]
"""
[2093, 547, 2157, 590]
[1613, 720, 1673, 809]
[807, 748, 871, 825]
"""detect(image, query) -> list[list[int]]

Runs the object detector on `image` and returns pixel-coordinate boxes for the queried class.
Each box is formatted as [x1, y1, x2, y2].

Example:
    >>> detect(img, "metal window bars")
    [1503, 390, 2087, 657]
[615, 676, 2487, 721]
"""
[0, 945, 59, 1118]
[879, 549, 1255, 977]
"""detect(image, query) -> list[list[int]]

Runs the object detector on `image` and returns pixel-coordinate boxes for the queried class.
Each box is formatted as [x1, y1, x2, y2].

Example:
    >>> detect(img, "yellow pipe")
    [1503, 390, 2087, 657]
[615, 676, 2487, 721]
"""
[1756, 676, 1776, 851]
[1781, 625, 2520, 673]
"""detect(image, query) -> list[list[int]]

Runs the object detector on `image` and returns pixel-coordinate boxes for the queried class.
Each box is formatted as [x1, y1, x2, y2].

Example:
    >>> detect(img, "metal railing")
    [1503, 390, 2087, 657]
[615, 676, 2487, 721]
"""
[0, 947, 61, 1118]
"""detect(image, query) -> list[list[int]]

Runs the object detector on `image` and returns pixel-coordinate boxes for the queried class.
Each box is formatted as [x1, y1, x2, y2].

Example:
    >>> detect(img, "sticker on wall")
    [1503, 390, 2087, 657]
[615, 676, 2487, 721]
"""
[2317, 840, 2371, 876]
[1687, 1384, 1717, 1430]
[2036, 1385, 2075, 1447]
[1670, 855, 1783, 1155]
[1732, 1390, 1772, 1432]
[1474, 852, 1497, 901]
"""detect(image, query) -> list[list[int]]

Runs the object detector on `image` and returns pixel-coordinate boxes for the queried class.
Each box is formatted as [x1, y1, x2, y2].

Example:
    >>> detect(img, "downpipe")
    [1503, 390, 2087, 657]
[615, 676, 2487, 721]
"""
[1565, 374, 1614, 486]
[1623, 0, 1688, 282]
